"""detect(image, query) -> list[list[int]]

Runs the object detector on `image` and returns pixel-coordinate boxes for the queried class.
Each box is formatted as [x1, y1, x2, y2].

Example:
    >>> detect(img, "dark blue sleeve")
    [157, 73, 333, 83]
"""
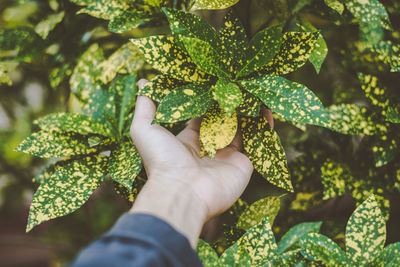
[70, 213, 203, 267]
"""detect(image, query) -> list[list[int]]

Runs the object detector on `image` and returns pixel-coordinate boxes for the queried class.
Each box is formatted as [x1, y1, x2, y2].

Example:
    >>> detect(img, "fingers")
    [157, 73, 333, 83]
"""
[262, 107, 274, 129]
[176, 118, 202, 154]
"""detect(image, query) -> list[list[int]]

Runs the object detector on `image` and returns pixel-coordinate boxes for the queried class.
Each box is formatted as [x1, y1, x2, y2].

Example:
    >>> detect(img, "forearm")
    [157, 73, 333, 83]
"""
[130, 178, 208, 248]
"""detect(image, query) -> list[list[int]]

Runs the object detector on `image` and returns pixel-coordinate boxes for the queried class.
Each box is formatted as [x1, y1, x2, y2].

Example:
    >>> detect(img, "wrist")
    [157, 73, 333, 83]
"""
[129, 178, 208, 247]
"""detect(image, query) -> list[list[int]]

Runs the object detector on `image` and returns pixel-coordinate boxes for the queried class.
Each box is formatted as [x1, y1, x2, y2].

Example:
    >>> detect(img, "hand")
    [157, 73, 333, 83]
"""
[129, 79, 254, 247]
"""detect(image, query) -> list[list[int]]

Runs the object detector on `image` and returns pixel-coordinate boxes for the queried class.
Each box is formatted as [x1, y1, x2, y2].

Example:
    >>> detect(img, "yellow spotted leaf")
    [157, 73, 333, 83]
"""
[214, 78, 242, 116]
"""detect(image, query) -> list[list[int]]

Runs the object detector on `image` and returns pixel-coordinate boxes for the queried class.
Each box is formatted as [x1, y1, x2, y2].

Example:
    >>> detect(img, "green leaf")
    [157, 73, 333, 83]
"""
[358, 73, 389, 115]
[138, 75, 188, 102]
[237, 196, 281, 231]
[386, 106, 400, 123]
[155, 82, 213, 123]
[162, 8, 219, 46]
[236, 24, 283, 78]
[27, 155, 107, 232]
[219, 10, 247, 74]
[369, 242, 400, 267]
[82, 85, 115, 124]
[77, 0, 128, 20]
[219, 243, 252, 266]
[196, 240, 219, 267]
[70, 43, 105, 102]
[108, 10, 150, 33]
[108, 142, 142, 191]
[214, 78, 242, 115]
[241, 116, 293, 192]
[34, 112, 112, 137]
[15, 131, 103, 158]
[265, 250, 304, 267]
[0, 63, 12, 86]
[113, 178, 145, 204]
[327, 104, 377, 135]
[344, 0, 391, 30]
[97, 42, 144, 84]
[277, 222, 322, 253]
[324, 0, 344, 14]
[34, 159, 74, 183]
[373, 135, 398, 167]
[236, 90, 260, 117]
[181, 36, 231, 78]
[345, 195, 386, 265]
[256, 32, 318, 76]
[200, 105, 237, 158]
[320, 159, 353, 199]
[131, 35, 210, 82]
[191, 0, 240, 10]
[34, 11, 64, 39]
[238, 216, 277, 266]
[239, 75, 329, 127]
[299, 233, 349, 266]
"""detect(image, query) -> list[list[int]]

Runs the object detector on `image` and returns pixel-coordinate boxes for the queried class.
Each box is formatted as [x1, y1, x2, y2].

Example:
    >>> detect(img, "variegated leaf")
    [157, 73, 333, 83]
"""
[345, 195, 386, 265]
[344, 0, 391, 30]
[264, 250, 304, 267]
[113, 177, 145, 204]
[0, 63, 12, 86]
[237, 196, 281, 231]
[277, 222, 322, 253]
[241, 116, 293, 192]
[15, 131, 103, 158]
[97, 43, 143, 84]
[27, 155, 107, 232]
[236, 24, 283, 78]
[320, 159, 353, 199]
[369, 242, 400, 267]
[138, 75, 188, 102]
[358, 73, 389, 116]
[34, 11, 64, 39]
[256, 32, 318, 76]
[77, 0, 128, 20]
[155, 82, 213, 123]
[83, 85, 115, 124]
[181, 36, 231, 78]
[34, 112, 112, 137]
[238, 216, 277, 266]
[237, 90, 260, 117]
[200, 105, 237, 158]
[108, 141, 142, 191]
[219, 243, 251, 266]
[299, 233, 350, 266]
[108, 10, 150, 33]
[214, 78, 242, 115]
[239, 75, 329, 127]
[373, 135, 398, 167]
[196, 240, 219, 267]
[131, 35, 210, 82]
[219, 10, 247, 74]
[70, 43, 104, 102]
[324, 0, 344, 14]
[386, 106, 400, 123]
[34, 159, 73, 183]
[327, 104, 377, 135]
[191, 0, 240, 11]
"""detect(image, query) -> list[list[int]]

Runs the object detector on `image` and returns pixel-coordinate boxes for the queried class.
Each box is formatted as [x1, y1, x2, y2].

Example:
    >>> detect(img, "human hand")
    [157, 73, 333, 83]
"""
[129, 79, 254, 246]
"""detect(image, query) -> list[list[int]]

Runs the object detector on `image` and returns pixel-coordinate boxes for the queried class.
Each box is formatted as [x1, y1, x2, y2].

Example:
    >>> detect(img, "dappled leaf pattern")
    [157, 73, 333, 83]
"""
[139, 75, 188, 102]
[191, 0, 239, 10]
[277, 222, 322, 253]
[214, 78, 242, 115]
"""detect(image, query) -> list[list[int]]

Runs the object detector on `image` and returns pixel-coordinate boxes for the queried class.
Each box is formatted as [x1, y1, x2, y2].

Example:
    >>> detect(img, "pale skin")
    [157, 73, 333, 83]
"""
[129, 79, 272, 248]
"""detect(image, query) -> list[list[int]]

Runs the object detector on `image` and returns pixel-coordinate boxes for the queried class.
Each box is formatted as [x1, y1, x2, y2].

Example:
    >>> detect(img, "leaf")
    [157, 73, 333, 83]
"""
[113, 177, 145, 204]
[15, 131, 103, 158]
[358, 73, 389, 115]
[181, 36, 231, 78]
[191, 0, 240, 11]
[241, 116, 293, 192]
[77, 0, 128, 20]
[34, 11, 64, 39]
[265, 250, 304, 267]
[108, 142, 142, 191]
[138, 75, 188, 102]
[237, 90, 260, 117]
[196, 240, 219, 267]
[256, 32, 318, 76]
[108, 10, 150, 33]
[324, 0, 344, 14]
[299, 233, 349, 266]
[162, 8, 219, 46]
[97, 42, 144, 84]
[344, 0, 391, 30]
[34, 159, 74, 183]
[27, 155, 107, 232]
[70, 43, 105, 102]
[214, 78, 242, 115]
[236, 24, 283, 78]
[386, 106, 400, 123]
[82, 85, 115, 124]
[369, 242, 400, 267]
[320, 159, 353, 199]
[327, 104, 377, 135]
[277, 222, 322, 253]
[239, 75, 329, 127]
[236, 196, 281, 231]
[373, 135, 398, 167]
[345, 195, 386, 265]
[200, 105, 237, 158]
[219, 243, 252, 266]
[219, 10, 247, 73]
[238, 216, 277, 266]
[155, 82, 213, 123]
[131, 35, 210, 82]
[34, 112, 112, 137]
[0, 63, 12, 86]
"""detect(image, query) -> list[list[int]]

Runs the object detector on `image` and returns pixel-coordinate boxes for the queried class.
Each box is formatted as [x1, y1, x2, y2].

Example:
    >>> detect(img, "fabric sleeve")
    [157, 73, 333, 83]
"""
[69, 213, 203, 267]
